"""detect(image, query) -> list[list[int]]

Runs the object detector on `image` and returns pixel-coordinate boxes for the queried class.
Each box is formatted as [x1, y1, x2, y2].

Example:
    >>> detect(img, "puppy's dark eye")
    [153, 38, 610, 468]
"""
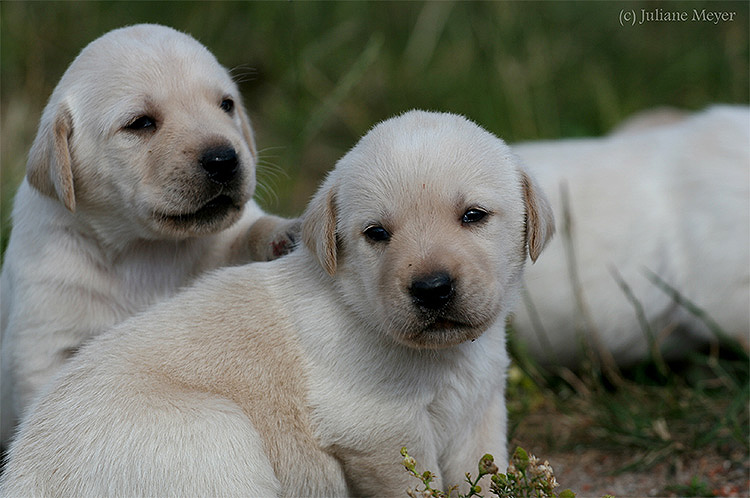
[125, 116, 156, 131]
[220, 98, 235, 113]
[363, 225, 391, 243]
[462, 208, 488, 225]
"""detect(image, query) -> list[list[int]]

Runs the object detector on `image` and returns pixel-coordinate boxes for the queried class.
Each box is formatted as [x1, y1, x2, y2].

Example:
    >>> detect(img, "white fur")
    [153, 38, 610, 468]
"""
[511, 105, 750, 366]
[0, 24, 298, 445]
[1, 111, 553, 496]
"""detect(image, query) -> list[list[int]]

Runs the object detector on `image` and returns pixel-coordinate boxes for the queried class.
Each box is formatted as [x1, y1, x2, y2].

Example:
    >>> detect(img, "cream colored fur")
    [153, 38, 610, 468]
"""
[511, 105, 749, 366]
[0, 24, 298, 445]
[1, 111, 553, 496]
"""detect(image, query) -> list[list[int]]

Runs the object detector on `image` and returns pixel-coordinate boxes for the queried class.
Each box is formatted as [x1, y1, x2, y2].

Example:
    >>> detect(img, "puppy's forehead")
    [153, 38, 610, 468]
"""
[338, 111, 521, 209]
[62, 25, 236, 112]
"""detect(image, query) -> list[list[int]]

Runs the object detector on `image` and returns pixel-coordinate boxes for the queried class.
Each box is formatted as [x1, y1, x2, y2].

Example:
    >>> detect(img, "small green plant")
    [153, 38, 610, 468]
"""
[491, 447, 574, 498]
[665, 476, 716, 497]
[401, 446, 583, 498]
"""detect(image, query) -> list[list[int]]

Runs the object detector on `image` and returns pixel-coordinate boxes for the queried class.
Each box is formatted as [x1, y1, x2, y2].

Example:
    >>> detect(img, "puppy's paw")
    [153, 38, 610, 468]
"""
[267, 218, 302, 259]
[247, 216, 302, 261]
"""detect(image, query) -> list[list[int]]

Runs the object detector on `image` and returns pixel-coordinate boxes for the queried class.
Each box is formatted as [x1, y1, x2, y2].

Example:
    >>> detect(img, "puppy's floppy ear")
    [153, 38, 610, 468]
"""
[27, 102, 76, 212]
[236, 100, 258, 161]
[302, 178, 339, 276]
[521, 169, 554, 262]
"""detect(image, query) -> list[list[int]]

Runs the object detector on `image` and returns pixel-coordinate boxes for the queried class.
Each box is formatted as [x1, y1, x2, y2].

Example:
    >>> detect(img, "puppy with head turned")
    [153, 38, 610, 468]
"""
[0, 24, 299, 446]
[1, 110, 554, 496]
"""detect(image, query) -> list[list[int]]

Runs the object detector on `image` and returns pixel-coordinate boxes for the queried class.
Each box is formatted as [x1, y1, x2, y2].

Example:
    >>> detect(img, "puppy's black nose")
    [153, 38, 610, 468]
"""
[410, 272, 455, 310]
[201, 146, 239, 185]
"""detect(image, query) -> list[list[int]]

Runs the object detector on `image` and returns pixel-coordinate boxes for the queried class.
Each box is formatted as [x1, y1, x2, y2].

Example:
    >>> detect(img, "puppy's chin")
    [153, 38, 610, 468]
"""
[387, 316, 493, 350]
[151, 195, 245, 238]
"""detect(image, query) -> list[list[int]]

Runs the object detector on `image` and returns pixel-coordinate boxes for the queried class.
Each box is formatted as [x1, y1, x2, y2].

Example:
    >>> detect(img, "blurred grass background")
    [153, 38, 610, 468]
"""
[1, 1, 748, 493]
[1, 1, 748, 244]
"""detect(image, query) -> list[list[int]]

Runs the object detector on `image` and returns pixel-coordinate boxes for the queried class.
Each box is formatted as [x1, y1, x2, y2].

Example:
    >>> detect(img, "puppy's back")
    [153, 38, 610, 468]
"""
[1, 258, 348, 495]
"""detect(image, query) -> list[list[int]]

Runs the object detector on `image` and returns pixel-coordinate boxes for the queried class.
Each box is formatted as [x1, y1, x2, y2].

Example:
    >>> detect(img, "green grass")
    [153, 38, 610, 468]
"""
[1, 2, 748, 492]
[506, 169, 748, 492]
[507, 271, 749, 491]
[2, 1, 748, 253]
[666, 476, 718, 497]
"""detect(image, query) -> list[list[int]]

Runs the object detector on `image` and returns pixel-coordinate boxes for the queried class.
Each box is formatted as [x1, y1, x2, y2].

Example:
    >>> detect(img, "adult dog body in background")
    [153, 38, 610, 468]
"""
[1, 111, 553, 496]
[0, 24, 298, 444]
[512, 105, 749, 366]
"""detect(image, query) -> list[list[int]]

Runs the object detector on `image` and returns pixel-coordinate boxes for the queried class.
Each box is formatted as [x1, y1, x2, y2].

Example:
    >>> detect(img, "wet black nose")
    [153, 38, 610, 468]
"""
[201, 146, 239, 185]
[410, 272, 455, 310]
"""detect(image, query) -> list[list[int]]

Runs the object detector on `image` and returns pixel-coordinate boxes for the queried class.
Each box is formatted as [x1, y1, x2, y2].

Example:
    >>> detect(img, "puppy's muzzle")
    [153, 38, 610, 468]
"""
[201, 146, 239, 185]
[410, 272, 455, 310]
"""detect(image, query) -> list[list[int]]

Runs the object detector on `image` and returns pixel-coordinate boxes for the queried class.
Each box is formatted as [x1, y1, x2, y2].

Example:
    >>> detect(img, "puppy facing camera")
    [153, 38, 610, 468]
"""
[1, 111, 553, 496]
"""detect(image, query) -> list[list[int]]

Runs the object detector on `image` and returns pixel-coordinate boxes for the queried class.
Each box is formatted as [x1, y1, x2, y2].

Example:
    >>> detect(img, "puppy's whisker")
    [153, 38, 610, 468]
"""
[229, 64, 259, 85]
[254, 155, 289, 208]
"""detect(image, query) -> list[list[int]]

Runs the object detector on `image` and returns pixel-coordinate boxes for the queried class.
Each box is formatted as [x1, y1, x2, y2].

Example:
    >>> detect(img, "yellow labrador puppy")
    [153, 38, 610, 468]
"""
[0, 24, 298, 445]
[512, 105, 749, 366]
[0, 111, 553, 496]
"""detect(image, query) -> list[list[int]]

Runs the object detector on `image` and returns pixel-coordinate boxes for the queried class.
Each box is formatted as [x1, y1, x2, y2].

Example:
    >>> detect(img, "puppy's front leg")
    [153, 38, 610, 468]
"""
[334, 443, 442, 498]
[218, 200, 301, 264]
[246, 214, 302, 261]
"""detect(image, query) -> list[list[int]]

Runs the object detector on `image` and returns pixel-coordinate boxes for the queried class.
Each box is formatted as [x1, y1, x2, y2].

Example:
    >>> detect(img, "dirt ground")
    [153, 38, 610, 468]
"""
[510, 406, 749, 498]
[522, 445, 749, 498]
